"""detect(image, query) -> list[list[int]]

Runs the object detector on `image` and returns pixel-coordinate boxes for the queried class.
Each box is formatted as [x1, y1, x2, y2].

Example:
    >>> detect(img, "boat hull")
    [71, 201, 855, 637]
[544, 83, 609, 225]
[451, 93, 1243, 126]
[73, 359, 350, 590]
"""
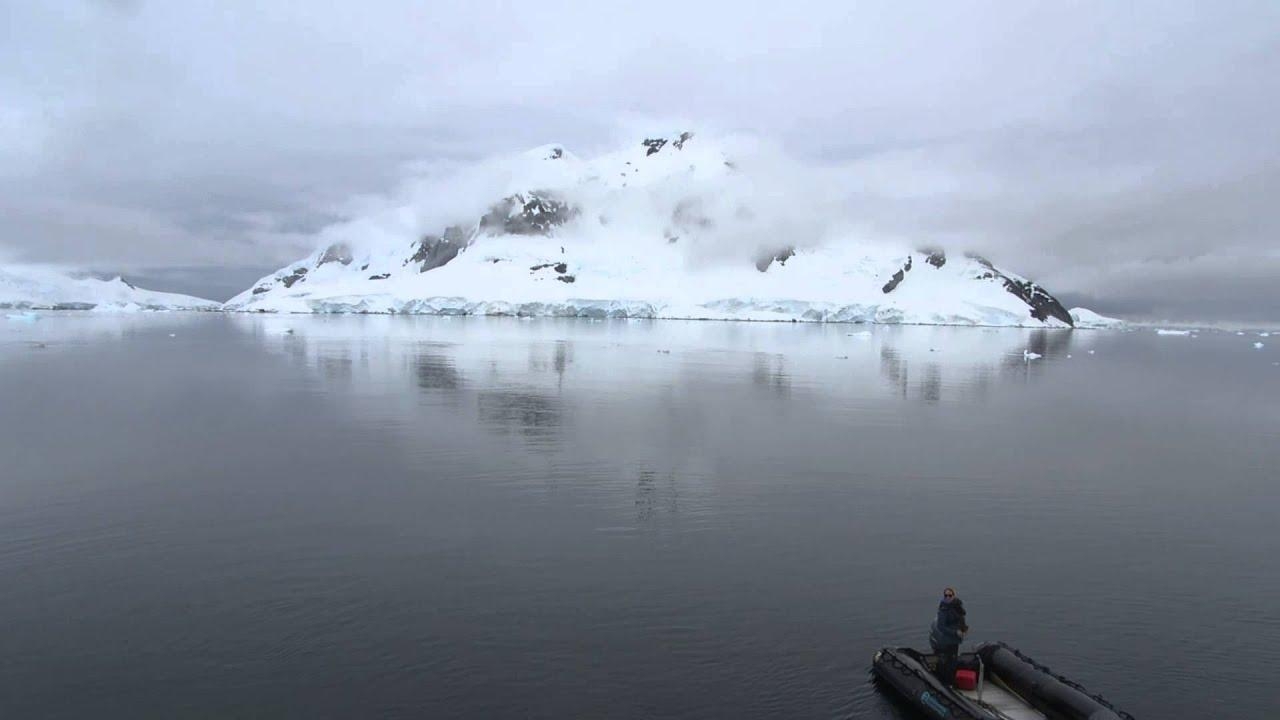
[871, 643, 1132, 720]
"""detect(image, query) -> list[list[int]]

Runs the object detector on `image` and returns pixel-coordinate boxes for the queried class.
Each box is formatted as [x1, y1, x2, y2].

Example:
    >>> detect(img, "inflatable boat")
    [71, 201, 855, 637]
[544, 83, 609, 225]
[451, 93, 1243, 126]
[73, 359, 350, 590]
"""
[871, 642, 1134, 719]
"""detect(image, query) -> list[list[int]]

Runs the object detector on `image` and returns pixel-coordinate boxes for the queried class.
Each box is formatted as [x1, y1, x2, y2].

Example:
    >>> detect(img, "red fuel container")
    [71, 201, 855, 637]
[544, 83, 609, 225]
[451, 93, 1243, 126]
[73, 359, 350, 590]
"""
[954, 668, 978, 690]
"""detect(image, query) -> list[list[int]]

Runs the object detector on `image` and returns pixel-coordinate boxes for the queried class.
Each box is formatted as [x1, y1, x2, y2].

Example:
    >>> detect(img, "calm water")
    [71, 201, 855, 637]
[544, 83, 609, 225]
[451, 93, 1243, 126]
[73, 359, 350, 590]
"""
[2, 314, 1277, 718]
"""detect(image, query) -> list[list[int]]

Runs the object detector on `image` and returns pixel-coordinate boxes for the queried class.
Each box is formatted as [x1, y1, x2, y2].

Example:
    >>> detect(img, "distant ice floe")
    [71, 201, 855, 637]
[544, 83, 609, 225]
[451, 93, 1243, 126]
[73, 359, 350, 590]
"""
[6, 311, 39, 323]
[1155, 329, 1193, 336]
[1255, 342, 1266, 349]
[1023, 350, 1042, 361]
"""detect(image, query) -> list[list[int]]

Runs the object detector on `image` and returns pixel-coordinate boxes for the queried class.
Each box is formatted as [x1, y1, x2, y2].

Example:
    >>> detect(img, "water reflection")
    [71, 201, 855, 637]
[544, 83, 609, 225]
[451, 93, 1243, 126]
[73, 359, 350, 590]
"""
[415, 354, 462, 390]
[751, 353, 790, 395]
[234, 316, 1090, 452]
[476, 389, 563, 442]
[635, 470, 679, 523]
[877, 327, 1076, 403]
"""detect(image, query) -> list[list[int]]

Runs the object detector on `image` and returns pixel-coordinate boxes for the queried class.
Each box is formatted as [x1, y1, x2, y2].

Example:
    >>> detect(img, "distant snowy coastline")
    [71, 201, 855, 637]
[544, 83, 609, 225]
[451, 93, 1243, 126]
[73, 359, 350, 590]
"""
[1, 265, 218, 312]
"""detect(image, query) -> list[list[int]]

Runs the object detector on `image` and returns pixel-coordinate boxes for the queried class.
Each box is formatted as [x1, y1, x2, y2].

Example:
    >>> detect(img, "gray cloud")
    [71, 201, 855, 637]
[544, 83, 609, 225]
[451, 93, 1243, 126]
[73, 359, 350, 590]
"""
[1, 0, 1277, 318]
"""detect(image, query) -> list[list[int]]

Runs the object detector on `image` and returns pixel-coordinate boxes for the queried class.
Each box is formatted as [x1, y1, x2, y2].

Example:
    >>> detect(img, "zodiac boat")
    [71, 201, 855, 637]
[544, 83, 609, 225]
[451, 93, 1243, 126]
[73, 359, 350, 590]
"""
[871, 642, 1134, 720]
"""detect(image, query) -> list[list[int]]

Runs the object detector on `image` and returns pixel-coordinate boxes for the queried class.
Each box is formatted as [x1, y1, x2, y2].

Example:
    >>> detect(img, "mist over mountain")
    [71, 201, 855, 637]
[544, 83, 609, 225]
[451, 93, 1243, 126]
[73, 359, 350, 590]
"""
[227, 133, 1096, 327]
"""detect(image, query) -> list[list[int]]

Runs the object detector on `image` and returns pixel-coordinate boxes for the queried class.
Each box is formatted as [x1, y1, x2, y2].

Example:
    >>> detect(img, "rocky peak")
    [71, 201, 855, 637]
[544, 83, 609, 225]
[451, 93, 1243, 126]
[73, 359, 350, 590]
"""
[318, 243, 354, 267]
[641, 131, 695, 157]
[408, 225, 473, 273]
[480, 192, 577, 236]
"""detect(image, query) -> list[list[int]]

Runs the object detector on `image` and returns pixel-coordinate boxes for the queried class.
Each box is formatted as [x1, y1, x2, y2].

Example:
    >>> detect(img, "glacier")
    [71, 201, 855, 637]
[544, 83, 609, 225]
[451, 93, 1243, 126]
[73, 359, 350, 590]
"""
[225, 133, 1105, 328]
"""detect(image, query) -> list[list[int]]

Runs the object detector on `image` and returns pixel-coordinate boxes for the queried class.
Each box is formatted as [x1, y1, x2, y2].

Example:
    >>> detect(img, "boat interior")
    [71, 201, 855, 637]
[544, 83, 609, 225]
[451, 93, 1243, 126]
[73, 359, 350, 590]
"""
[929, 651, 1047, 720]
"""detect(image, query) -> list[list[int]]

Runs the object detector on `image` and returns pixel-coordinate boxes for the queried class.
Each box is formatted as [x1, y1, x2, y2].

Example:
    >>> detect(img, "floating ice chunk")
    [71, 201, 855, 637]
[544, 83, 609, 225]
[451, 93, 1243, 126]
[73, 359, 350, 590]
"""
[1254, 342, 1265, 349]
[847, 330, 872, 339]
[1236, 331, 1246, 336]
[1023, 350, 1042, 361]
[1260, 332, 1271, 337]
[6, 311, 39, 323]
[1156, 329, 1192, 336]
[1088, 350, 1096, 355]
[1066, 354, 1072, 358]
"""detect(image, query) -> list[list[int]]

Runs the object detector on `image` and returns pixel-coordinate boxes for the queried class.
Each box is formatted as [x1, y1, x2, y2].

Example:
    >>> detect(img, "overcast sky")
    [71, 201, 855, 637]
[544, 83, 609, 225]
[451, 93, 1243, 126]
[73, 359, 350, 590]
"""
[2, 1, 1277, 318]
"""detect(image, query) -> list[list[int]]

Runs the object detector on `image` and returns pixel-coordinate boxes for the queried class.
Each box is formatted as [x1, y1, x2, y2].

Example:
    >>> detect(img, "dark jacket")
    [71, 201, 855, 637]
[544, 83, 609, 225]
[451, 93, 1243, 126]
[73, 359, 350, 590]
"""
[929, 598, 968, 648]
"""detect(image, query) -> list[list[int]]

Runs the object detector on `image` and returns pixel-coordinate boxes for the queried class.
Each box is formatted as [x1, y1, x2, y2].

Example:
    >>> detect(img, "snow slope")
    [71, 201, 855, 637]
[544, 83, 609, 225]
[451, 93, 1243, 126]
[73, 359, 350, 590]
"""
[0, 265, 219, 311]
[1069, 307, 1126, 329]
[227, 133, 1084, 327]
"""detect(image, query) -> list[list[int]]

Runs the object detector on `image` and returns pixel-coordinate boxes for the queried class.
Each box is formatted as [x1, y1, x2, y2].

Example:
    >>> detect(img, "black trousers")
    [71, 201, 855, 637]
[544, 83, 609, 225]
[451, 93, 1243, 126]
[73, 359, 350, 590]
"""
[932, 642, 960, 684]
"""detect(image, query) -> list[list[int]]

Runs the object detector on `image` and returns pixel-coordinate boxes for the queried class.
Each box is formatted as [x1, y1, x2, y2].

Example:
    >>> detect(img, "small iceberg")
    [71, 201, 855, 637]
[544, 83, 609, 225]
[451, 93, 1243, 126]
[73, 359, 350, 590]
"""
[1155, 329, 1192, 336]
[1023, 350, 1042, 361]
[1255, 342, 1266, 350]
[6, 311, 39, 323]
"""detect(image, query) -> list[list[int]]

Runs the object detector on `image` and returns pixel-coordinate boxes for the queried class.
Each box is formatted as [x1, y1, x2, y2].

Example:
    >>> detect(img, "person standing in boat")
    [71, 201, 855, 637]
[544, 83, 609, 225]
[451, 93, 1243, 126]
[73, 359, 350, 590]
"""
[929, 587, 968, 684]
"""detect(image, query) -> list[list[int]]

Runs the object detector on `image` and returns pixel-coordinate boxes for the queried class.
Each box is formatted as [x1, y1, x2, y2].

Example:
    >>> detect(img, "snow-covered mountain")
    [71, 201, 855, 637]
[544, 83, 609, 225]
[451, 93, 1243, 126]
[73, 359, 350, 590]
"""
[227, 133, 1087, 327]
[0, 265, 219, 311]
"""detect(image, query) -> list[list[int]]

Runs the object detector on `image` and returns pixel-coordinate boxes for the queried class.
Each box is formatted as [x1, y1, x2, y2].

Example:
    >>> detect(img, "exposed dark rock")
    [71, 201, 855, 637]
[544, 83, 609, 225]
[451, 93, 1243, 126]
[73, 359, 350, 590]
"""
[556, 274, 576, 283]
[408, 225, 472, 272]
[923, 249, 946, 268]
[251, 286, 271, 295]
[882, 269, 906, 294]
[881, 256, 912, 293]
[666, 235, 679, 244]
[530, 262, 571, 276]
[672, 131, 694, 150]
[480, 192, 576, 236]
[642, 138, 668, 156]
[755, 246, 795, 272]
[368, 273, 390, 280]
[548, 147, 563, 160]
[967, 255, 1074, 326]
[280, 267, 308, 288]
[360, 264, 369, 271]
[318, 242, 353, 267]
[52, 302, 95, 310]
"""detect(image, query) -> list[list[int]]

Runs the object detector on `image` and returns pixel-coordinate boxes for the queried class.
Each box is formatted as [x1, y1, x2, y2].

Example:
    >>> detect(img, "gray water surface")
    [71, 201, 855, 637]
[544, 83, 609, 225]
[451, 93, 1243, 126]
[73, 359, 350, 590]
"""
[2, 314, 1277, 718]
